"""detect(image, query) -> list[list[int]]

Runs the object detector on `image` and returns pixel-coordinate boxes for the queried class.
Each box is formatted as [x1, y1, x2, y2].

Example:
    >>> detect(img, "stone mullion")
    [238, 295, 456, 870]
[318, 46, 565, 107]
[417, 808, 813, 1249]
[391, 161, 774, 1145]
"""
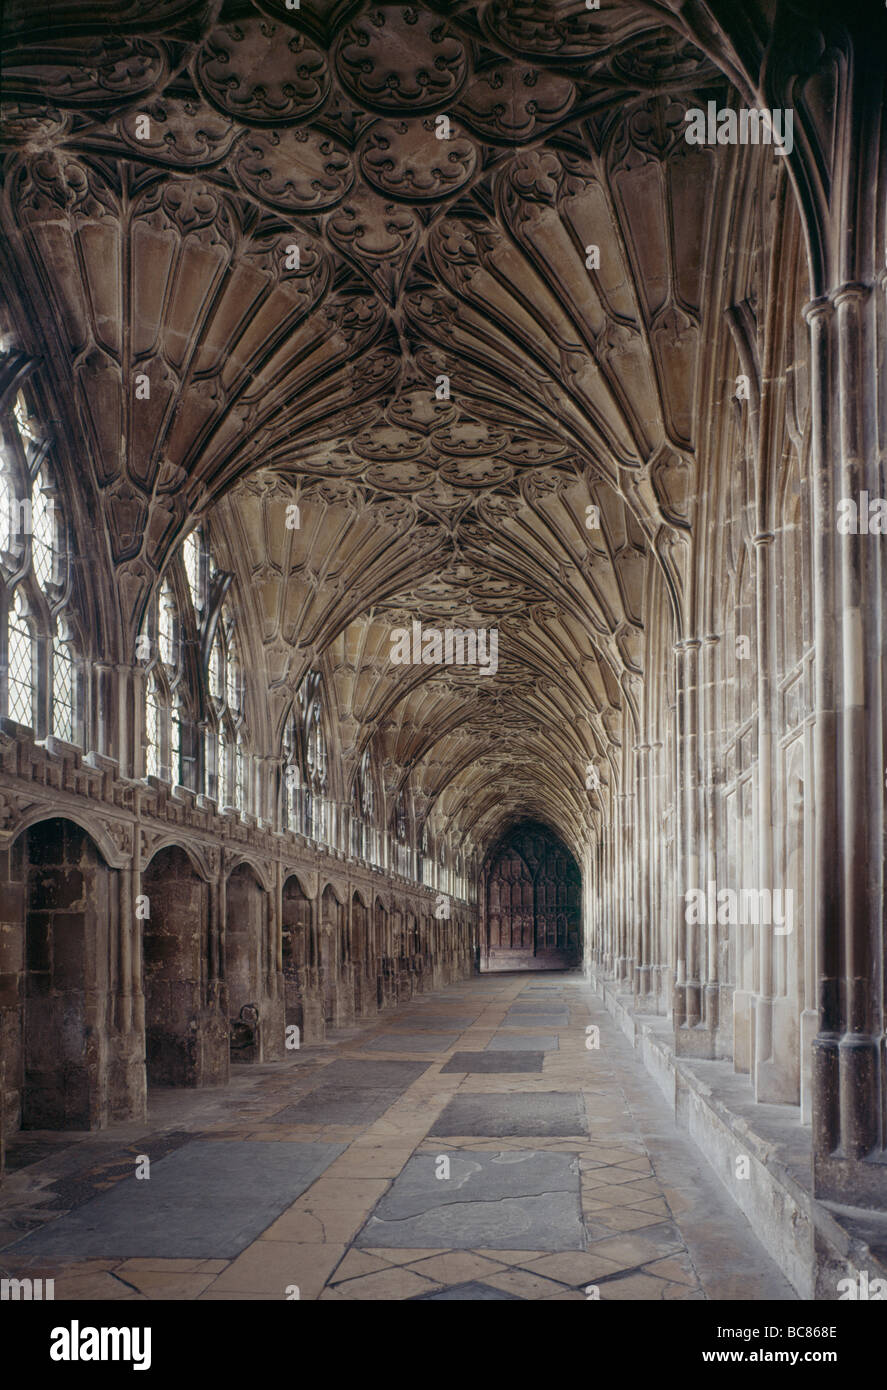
[93, 662, 114, 759]
[117, 662, 143, 780]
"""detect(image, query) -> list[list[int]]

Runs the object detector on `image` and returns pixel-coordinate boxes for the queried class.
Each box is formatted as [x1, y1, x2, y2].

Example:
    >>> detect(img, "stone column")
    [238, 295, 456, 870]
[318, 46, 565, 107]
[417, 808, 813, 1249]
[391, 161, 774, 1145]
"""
[118, 862, 133, 1035]
[701, 636, 721, 1043]
[808, 276, 886, 1208]
[634, 742, 652, 1002]
[117, 663, 143, 780]
[752, 530, 786, 1100]
[209, 870, 222, 1011]
[673, 638, 702, 1041]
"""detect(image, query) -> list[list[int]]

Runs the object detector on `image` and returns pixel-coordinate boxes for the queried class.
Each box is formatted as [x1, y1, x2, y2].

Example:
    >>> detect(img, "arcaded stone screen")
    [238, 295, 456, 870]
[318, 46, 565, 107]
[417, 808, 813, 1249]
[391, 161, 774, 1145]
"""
[484, 823, 581, 970]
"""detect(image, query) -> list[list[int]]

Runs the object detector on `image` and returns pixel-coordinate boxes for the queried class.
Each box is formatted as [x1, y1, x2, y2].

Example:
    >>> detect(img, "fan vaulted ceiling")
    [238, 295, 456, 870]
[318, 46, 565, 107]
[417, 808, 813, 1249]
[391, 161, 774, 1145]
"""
[0, 0, 739, 861]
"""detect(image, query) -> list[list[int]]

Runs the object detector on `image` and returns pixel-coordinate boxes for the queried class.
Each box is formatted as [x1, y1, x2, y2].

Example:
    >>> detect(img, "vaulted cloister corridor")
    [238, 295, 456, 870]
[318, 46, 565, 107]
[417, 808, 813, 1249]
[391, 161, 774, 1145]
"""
[0, 0, 885, 1323]
[0, 971, 795, 1301]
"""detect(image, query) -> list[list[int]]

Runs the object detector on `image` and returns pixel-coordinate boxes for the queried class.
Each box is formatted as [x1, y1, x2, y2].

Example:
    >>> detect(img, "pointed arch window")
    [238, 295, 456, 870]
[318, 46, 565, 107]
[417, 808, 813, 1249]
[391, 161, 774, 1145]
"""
[351, 746, 377, 860]
[139, 574, 185, 786]
[52, 630, 74, 743]
[393, 787, 412, 877]
[7, 588, 33, 725]
[205, 600, 248, 813]
[158, 579, 176, 669]
[209, 629, 223, 701]
[226, 631, 241, 714]
[2, 387, 79, 742]
[395, 789, 408, 844]
[0, 460, 13, 555]
[182, 527, 206, 613]
[281, 671, 329, 843]
[140, 527, 246, 801]
[282, 705, 302, 833]
[145, 672, 161, 779]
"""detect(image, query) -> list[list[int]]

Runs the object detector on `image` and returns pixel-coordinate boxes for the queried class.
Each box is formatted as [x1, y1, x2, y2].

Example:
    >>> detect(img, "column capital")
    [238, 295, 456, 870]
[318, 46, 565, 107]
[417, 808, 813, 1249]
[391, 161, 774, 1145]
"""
[830, 280, 873, 309]
[802, 294, 832, 325]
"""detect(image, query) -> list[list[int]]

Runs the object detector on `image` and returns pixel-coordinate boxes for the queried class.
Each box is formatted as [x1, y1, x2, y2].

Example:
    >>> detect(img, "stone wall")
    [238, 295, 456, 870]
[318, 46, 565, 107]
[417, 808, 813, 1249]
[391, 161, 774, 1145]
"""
[0, 730, 478, 1178]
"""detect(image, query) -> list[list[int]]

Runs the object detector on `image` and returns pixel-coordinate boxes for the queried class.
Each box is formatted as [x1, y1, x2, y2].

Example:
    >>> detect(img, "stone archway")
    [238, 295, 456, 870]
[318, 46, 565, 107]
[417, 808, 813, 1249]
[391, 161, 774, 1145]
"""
[319, 884, 343, 1029]
[373, 898, 389, 1009]
[351, 891, 370, 1017]
[282, 873, 312, 1042]
[141, 845, 227, 1088]
[483, 823, 582, 972]
[225, 862, 271, 1063]
[8, 818, 119, 1130]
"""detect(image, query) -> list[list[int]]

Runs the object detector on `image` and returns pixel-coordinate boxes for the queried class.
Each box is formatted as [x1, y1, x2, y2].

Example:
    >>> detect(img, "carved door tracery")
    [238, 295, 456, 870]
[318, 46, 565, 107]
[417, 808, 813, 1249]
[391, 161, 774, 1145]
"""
[485, 823, 581, 966]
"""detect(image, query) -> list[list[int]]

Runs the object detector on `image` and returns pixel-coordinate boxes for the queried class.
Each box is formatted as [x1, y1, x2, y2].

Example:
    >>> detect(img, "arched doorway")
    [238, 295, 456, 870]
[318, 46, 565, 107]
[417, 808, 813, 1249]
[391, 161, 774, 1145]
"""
[6, 818, 118, 1129]
[225, 862, 268, 1062]
[320, 884, 343, 1029]
[282, 873, 312, 1040]
[373, 898, 388, 1008]
[482, 822, 582, 971]
[142, 845, 226, 1087]
[351, 891, 369, 1016]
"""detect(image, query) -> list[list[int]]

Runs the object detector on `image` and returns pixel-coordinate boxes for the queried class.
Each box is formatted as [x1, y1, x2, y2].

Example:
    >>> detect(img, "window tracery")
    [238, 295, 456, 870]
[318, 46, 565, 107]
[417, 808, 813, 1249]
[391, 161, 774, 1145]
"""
[1, 387, 78, 741]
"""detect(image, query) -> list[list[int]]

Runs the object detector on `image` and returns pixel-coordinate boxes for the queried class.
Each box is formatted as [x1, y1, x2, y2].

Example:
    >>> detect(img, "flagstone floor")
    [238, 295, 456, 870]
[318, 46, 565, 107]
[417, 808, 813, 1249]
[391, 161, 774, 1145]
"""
[0, 972, 797, 1301]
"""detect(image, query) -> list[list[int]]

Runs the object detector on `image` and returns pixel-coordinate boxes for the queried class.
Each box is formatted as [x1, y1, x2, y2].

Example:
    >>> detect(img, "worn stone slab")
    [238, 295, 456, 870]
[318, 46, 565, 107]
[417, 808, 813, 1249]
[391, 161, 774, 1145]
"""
[388, 1015, 478, 1030]
[508, 1002, 571, 1015]
[503, 1011, 569, 1028]
[312, 1060, 430, 1089]
[440, 1051, 544, 1074]
[363, 1033, 460, 1053]
[355, 1150, 585, 1252]
[10, 1140, 348, 1259]
[430, 1092, 587, 1137]
[270, 1086, 403, 1125]
[486, 1033, 559, 1052]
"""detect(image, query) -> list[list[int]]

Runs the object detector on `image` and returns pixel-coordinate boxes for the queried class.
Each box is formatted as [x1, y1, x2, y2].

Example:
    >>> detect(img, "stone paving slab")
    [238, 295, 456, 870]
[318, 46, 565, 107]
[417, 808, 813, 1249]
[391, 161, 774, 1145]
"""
[503, 1012, 570, 1027]
[0, 971, 800, 1301]
[355, 1150, 585, 1252]
[440, 1052, 545, 1074]
[508, 1002, 572, 1015]
[310, 1060, 430, 1089]
[412, 1280, 523, 1300]
[362, 1033, 461, 1053]
[9, 1140, 348, 1259]
[486, 1034, 559, 1052]
[387, 1016, 478, 1030]
[430, 1092, 588, 1137]
[269, 1087, 404, 1126]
